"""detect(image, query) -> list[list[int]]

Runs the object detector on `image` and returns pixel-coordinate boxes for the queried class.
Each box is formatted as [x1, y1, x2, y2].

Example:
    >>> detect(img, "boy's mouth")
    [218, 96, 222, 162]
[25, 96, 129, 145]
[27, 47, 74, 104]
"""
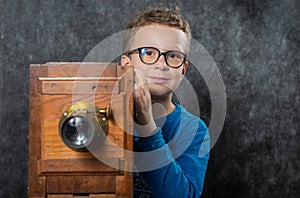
[147, 76, 169, 84]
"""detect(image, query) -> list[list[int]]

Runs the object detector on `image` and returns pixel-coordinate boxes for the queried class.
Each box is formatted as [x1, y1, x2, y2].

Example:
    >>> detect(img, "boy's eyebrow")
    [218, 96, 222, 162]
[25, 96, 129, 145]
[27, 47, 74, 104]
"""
[129, 46, 185, 53]
[146, 46, 184, 53]
[156, 47, 170, 52]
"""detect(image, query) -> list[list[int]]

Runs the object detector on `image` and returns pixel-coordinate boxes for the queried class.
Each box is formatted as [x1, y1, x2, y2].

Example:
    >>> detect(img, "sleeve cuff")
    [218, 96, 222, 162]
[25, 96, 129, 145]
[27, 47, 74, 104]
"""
[134, 127, 166, 152]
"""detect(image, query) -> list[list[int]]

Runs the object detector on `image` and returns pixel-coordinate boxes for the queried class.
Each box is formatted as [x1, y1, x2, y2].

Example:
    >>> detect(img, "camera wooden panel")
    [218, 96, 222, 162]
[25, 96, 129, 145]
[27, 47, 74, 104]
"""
[38, 158, 121, 176]
[29, 62, 134, 197]
[46, 176, 115, 194]
[40, 94, 125, 160]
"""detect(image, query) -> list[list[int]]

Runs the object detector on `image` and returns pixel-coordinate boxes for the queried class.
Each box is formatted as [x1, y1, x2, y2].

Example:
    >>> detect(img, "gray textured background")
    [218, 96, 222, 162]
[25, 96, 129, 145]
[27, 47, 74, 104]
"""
[1, 0, 299, 197]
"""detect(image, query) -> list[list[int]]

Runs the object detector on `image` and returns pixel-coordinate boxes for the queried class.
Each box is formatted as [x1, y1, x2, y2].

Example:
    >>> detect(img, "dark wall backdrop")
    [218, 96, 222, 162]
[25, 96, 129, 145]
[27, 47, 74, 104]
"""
[1, 0, 299, 197]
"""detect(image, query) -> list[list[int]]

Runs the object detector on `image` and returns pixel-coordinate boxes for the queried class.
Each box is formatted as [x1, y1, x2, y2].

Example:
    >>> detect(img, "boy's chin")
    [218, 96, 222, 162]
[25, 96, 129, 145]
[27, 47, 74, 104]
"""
[148, 84, 173, 99]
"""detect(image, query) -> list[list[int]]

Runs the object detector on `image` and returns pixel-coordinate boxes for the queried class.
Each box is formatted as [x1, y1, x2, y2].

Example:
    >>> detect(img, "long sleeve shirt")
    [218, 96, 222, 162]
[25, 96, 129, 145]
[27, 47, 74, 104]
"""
[133, 103, 210, 198]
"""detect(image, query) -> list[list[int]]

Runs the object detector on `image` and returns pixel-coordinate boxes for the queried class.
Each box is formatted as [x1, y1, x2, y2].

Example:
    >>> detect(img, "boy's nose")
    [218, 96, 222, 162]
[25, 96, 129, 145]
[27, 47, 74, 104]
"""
[155, 55, 169, 70]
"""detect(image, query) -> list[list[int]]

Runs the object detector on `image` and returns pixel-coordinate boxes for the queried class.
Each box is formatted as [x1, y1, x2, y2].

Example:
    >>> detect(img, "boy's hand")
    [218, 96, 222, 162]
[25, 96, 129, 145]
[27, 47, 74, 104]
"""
[134, 70, 157, 137]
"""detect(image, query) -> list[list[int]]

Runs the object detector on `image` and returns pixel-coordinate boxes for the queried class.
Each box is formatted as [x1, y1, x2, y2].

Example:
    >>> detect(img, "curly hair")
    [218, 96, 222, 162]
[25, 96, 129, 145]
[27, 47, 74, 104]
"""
[123, 7, 191, 53]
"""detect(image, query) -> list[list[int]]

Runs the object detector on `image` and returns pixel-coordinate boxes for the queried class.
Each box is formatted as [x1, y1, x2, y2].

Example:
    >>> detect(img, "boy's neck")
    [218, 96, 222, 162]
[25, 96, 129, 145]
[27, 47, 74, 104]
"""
[151, 93, 176, 119]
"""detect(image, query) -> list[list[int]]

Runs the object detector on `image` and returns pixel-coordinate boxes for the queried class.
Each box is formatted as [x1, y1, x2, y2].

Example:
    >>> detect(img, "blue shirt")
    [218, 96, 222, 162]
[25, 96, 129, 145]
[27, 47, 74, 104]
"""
[133, 103, 210, 198]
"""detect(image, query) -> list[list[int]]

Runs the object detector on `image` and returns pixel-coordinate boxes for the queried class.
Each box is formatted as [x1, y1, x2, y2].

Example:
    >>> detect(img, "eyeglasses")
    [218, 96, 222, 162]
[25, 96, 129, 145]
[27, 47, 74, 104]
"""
[127, 47, 187, 68]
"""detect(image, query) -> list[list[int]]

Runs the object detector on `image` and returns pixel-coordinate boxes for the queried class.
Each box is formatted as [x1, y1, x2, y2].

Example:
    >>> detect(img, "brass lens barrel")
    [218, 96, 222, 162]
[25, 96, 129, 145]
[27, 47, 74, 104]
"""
[58, 102, 109, 152]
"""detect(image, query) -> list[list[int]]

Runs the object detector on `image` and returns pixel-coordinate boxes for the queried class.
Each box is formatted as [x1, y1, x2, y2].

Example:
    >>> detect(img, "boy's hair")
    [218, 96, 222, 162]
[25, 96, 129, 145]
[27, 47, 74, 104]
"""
[123, 7, 191, 54]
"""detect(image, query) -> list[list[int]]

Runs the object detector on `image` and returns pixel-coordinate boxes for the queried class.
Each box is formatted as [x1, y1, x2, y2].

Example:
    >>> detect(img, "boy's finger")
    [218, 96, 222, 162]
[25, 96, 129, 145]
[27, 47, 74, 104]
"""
[134, 91, 142, 108]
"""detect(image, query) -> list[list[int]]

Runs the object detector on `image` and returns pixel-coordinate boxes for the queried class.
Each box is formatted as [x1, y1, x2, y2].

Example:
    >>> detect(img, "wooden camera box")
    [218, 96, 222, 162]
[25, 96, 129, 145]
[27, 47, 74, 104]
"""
[28, 62, 134, 198]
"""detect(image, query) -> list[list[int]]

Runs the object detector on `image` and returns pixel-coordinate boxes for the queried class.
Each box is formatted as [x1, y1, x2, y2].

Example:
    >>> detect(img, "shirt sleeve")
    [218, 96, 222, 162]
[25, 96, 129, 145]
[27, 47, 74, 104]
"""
[134, 118, 210, 198]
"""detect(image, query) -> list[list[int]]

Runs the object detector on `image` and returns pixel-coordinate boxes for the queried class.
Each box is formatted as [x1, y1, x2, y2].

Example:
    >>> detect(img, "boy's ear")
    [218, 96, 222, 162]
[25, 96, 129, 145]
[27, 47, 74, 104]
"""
[121, 55, 131, 66]
[181, 61, 189, 75]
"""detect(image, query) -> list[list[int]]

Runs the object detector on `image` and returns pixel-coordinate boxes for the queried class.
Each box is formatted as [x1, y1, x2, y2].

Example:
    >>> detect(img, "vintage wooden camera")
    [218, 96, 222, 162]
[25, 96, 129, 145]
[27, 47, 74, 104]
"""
[28, 62, 134, 197]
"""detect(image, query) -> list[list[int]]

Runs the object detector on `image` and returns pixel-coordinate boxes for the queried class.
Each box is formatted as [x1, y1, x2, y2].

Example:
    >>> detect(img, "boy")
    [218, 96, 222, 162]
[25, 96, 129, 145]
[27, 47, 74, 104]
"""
[121, 7, 210, 198]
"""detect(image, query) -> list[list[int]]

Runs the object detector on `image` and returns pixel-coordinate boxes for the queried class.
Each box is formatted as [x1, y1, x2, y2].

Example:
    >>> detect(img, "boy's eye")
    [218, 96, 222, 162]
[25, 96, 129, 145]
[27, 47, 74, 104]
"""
[145, 50, 156, 57]
[140, 48, 157, 56]
[145, 51, 154, 56]
[168, 52, 183, 59]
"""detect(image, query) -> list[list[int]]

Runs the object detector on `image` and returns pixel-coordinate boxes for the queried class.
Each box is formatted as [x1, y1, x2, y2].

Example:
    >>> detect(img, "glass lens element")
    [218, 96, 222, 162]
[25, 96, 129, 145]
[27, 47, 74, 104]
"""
[62, 116, 93, 146]
[140, 47, 159, 64]
[166, 51, 185, 67]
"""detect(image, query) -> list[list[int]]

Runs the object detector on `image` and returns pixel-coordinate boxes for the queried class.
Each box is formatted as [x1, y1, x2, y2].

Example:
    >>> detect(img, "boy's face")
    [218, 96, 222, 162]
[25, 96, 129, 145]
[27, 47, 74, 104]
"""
[122, 25, 189, 98]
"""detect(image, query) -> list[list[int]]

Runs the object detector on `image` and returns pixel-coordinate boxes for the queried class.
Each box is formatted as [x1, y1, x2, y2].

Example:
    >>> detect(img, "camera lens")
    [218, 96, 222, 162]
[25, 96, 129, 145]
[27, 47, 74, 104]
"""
[61, 115, 94, 149]
[58, 103, 109, 152]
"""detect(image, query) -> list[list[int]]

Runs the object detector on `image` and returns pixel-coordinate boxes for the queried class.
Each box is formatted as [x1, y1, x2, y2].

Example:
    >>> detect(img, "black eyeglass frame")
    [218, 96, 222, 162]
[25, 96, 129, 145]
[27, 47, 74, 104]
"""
[127, 47, 187, 68]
